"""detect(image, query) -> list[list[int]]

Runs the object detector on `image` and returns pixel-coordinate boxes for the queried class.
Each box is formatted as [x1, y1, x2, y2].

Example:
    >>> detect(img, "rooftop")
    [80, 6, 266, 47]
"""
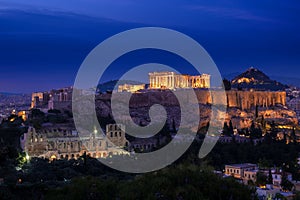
[225, 163, 257, 168]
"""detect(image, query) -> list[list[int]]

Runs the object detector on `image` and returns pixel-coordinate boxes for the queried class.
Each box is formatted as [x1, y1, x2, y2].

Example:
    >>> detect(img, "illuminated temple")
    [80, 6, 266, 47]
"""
[149, 71, 210, 89]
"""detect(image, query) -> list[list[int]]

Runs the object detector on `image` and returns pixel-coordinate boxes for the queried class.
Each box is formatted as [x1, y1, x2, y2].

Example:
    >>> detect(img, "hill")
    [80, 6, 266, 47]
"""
[97, 80, 145, 93]
[231, 67, 288, 91]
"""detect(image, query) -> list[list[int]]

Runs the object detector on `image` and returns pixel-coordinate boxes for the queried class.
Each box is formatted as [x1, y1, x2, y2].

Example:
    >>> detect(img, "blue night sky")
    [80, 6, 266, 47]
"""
[0, 0, 300, 93]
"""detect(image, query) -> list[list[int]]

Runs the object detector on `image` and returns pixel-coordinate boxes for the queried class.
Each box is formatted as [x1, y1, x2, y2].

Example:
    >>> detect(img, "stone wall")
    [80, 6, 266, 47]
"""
[100, 89, 286, 110]
[226, 90, 286, 110]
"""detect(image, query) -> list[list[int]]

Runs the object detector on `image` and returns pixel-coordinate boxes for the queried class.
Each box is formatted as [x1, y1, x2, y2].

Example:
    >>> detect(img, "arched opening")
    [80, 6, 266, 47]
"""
[50, 155, 57, 161]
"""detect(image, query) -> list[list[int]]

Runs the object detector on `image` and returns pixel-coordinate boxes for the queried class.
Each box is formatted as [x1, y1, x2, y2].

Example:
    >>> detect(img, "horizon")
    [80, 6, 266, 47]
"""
[1, 66, 298, 94]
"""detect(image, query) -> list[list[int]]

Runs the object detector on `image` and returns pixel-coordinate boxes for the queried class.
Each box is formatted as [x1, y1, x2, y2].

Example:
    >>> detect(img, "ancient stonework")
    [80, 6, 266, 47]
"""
[23, 124, 129, 160]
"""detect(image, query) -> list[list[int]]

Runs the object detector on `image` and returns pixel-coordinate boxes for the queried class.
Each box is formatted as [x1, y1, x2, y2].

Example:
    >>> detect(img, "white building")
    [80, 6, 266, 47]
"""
[225, 163, 258, 179]
[149, 71, 210, 90]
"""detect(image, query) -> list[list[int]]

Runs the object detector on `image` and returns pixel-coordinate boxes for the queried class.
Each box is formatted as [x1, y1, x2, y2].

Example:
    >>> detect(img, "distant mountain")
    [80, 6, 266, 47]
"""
[231, 67, 288, 91]
[97, 80, 145, 93]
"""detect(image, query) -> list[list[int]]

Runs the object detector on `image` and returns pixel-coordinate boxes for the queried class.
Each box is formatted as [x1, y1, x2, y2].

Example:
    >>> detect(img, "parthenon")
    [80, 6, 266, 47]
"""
[149, 71, 210, 89]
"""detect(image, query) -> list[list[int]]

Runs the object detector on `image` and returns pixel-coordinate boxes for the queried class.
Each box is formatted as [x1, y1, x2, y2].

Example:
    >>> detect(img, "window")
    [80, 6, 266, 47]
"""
[110, 132, 113, 137]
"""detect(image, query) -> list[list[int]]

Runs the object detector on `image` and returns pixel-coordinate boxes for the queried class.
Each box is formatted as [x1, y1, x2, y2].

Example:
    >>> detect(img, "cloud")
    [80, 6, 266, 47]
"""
[185, 5, 275, 22]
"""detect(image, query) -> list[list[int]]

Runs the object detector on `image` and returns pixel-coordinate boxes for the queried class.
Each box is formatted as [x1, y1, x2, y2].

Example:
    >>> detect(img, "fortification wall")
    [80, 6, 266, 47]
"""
[105, 90, 286, 110]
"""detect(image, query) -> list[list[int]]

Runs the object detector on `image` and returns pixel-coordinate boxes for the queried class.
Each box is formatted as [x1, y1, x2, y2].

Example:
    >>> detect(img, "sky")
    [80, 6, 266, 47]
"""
[0, 0, 300, 93]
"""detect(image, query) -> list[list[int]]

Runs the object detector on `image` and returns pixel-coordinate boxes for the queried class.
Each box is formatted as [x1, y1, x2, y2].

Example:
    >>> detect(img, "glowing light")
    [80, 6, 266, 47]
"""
[25, 154, 30, 161]
[50, 155, 57, 160]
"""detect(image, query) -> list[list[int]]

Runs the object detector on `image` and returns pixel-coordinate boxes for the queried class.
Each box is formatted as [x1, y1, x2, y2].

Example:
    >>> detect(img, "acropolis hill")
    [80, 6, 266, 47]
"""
[93, 68, 297, 130]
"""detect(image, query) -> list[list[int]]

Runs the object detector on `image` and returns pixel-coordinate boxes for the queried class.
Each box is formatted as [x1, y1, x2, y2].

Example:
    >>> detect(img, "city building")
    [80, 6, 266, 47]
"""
[17, 110, 29, 121]
[243, 169, 258, 184]
[272, 172, 293, 188]
[287, 97, 300, 122]
[149, 71, 210, 89]
[225, 163, 258, 179]
[118, 84, 145, 93]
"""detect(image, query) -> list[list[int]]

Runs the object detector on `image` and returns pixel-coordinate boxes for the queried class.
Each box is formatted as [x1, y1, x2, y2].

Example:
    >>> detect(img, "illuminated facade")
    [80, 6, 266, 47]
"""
[23, 124, 129, 160]
[31, 92, 49, 109]
[17, 111, 28, 121]
[225, 163, 258, 179]
[149, 71, 210, 89]
[118, 84, 145, 93]
[31, 87, 73, 111]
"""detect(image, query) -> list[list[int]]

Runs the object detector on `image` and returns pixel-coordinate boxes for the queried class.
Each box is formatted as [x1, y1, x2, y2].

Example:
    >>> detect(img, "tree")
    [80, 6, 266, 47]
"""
[270, 121, 277, 139]
[228, 120, 234, 136]
[256, 172, 267, 187]
[222, 122, 230, 136]
[268, 169, 273, 185]
[281, 172, 294, 192]
[255, 105, 259, 119]
[30, 109, 45, 118]
[223, 79, 232, 91]
[48, 109, 61, 114]
[249, 122, 262, 139]
[291, 127, 296, 143]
